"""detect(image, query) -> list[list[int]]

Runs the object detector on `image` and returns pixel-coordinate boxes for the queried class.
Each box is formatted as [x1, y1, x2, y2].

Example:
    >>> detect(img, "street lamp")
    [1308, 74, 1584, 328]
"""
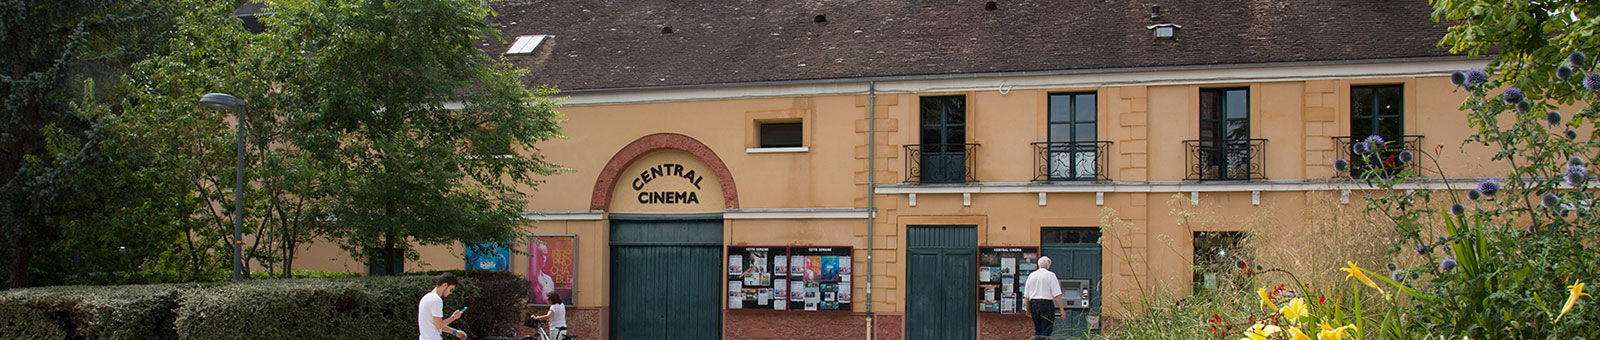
[199, 93, 247, 281]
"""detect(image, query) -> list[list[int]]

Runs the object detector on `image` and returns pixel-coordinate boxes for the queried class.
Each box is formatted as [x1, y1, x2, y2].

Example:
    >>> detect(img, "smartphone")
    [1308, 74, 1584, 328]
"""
[458, 307, 468, 313]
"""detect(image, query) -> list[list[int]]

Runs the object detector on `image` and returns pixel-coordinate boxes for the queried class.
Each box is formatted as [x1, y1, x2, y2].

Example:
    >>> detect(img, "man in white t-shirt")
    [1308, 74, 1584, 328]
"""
[418, 273, 468, 340]
[1023, 256, 1066, 339]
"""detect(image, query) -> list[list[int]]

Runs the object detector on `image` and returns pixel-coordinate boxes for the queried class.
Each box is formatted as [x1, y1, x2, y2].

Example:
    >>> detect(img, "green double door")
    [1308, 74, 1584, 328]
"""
[609, 214, 722, 339]
[1041, 228, 1103, 339]
[906, 225, 977, 340]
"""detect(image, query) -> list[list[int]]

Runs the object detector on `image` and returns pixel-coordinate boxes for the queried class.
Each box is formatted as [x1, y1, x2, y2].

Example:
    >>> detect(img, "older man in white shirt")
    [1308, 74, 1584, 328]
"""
[1023, 256, 1066, 339]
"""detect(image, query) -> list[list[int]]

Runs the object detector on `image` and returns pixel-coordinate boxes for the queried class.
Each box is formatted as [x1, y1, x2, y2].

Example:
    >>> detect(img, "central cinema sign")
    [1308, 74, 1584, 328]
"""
[631, 163, 705, 204]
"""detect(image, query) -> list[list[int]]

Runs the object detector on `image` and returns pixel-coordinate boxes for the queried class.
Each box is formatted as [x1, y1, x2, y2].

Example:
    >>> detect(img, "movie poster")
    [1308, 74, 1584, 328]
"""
[529, 236, 576, 306]
[466, 243, 510, 272]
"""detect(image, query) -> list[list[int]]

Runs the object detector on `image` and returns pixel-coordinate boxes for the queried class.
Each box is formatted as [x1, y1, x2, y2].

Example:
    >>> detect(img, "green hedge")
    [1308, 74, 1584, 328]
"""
[0, 284, 185, 340]
[0, 272, 527, 340]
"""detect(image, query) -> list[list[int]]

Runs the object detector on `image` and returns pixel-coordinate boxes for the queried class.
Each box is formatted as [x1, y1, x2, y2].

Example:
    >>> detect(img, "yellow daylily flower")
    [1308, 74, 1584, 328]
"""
[1556, 280, 1591, 323]
[1279, 297, 1309, 322]
[1317, 322, 1357, 340]
[1258, 287, 1277, 311]
[1341, 261, 1385, 294]
[1289, 327, 1311, 340]
[1239, 323, 1281, 340]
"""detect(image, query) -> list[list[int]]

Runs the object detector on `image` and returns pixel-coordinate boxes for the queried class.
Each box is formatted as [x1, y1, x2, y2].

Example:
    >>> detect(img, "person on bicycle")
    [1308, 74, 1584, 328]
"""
[530, 291, 567, 338]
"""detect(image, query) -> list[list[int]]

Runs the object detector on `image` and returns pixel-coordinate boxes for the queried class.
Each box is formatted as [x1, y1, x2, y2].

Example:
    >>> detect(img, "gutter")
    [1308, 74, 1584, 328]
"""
[559, 55, 1488, 95]
[864, 81, 877, 340]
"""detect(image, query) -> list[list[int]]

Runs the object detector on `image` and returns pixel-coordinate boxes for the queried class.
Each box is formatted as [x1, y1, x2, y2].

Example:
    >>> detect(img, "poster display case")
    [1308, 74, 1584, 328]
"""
[978, 247, 1038, 314]
[727, 246, 784, 310]
[727, 246, 852, 312]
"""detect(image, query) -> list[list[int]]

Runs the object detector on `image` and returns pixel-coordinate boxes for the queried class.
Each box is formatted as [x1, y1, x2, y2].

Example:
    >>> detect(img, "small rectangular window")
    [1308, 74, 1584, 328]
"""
[506, 35, 549, 55]
[758, 122, 803, 148]
[1193, 231, 1247, 291]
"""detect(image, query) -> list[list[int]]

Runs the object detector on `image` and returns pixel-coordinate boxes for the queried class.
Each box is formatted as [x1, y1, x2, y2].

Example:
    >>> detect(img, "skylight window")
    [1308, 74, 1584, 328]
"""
[505, 35, 549, 55]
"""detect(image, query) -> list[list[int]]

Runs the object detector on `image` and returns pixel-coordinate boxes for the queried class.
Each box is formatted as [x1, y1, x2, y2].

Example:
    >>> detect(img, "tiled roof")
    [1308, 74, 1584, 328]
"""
[490, 0, 1456, 91]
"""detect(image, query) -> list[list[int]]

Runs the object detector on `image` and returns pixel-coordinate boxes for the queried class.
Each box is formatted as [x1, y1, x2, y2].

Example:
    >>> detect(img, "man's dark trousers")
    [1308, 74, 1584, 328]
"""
[1029, 299, 1057, 339]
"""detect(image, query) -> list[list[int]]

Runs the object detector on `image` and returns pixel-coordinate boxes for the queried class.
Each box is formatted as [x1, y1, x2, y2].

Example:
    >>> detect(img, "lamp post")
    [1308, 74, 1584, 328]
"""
[199, 93, 247, 281]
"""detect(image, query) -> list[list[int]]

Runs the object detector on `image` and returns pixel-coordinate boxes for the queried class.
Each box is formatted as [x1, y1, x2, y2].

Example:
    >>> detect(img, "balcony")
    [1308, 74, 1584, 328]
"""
[1333, 135, 1423, 177]
[904, 143, 979, 184]
[1184, 139, 1267, 181]
[1032, 141, 1112, 182]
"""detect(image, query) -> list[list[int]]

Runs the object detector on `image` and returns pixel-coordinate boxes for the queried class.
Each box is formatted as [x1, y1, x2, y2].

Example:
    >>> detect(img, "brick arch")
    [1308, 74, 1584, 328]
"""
[591, 133, 739, 210]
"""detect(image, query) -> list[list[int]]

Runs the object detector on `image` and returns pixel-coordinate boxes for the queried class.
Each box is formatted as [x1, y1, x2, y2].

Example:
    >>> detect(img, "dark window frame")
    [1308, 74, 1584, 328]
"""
[920, 95, 967, 148]
[1199, 87, 1251, 146]
[756, 121, 804, 148]
[1048, 92, 1098, 143]
[1350, 84, 1404, 142]
[1042, 227, 1102, 245]
[1192, 231, 1247, 292]
[912, 95, 972, 183]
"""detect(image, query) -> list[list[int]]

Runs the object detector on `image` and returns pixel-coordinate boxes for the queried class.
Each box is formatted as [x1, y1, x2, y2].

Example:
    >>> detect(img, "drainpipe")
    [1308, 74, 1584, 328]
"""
[865, 81, 877, 340]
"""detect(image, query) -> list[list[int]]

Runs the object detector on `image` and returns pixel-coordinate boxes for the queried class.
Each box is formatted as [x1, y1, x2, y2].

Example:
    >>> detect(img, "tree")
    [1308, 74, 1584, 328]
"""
[121, 1, 335, 280]
[0, 0, 189, 288]
[265, 0, 563, 274]
[1433, 0, 1600, 103]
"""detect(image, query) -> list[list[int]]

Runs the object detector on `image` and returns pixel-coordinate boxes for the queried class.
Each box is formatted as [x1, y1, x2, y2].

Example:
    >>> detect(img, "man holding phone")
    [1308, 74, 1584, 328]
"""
[418, 273, 468, 340]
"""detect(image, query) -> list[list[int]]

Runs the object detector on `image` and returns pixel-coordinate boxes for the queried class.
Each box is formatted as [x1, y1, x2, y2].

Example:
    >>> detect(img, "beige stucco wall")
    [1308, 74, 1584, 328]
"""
[284, 72, 1505, 320]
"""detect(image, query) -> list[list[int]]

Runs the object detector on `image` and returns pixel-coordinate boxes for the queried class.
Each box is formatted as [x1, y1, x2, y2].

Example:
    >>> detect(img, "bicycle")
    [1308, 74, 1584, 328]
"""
[518, 318, 573, 340]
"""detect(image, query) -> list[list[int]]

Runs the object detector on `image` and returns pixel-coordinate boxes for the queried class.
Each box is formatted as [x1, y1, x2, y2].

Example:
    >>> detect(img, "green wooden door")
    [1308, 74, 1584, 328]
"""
[906, 225, 977, 340]
[609, 215, 722, 339]
[1041, 228, 1103, 339]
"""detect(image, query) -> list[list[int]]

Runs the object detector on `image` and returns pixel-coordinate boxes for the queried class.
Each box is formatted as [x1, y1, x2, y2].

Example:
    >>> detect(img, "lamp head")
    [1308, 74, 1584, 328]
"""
[198, 93, 246, 111]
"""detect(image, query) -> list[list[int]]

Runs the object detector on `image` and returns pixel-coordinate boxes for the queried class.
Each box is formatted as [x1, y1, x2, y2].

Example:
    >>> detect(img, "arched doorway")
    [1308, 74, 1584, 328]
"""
[593, 134, 736, 339]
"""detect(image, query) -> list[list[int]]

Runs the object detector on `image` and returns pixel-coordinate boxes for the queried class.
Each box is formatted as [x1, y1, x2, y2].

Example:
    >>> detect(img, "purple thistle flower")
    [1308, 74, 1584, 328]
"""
[1570, 157, 1586, 167]
[1543, 193, 1561, 208]
[1390, 270, 1405, 283]
[1572, 51, 1588, 65]
[1365, 135, 1386, 147]
[1467, 68, 1490, 86]
[1386, 262, 1398, 271]
[1441, 258, 1458, 271]
[1399, 150, 1414, 163]
[1558, 66, 1574, 80]
[1415, 243, 1429, 255]
[1478, 179, 1501, 197]
[1451, 203, 1466, 216]
[1409, 272, 1420, 281]
[1451, 71, 1467, 86]
[1565, 165, 1588, 186]
[1353, 141, 1372, 155]
[1547, 111, 1563, 125]
[1585, 74, 1600, 90]
[1517, 100, 1532, 113]
[1468, 189, 1482, 201]
[1567, 129, 1580, 139]
[1503, 87, 1525, 104]
[1334, 159, 1349, 172]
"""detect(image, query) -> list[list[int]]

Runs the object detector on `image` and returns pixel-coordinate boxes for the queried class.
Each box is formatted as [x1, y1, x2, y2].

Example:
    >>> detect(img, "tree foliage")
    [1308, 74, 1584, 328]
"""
[264, 0, 564, 273]
[1, 0, 191, 288]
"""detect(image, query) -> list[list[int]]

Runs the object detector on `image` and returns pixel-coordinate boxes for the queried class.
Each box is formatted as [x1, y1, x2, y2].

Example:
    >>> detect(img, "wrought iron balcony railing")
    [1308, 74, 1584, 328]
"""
[1184, 139, 1267, 181]
[904, 143, 979, 184]
[1333, 135, 1424, 177]
[1032, 141, 1112, 182]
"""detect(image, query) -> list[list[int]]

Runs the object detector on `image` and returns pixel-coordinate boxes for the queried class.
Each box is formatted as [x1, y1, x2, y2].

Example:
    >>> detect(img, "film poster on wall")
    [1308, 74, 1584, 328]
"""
[978, 247, 1038, 314]
[727, 246, 851, 312]
[529, 235, 576, 306]
[465, 242, 511, 272]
